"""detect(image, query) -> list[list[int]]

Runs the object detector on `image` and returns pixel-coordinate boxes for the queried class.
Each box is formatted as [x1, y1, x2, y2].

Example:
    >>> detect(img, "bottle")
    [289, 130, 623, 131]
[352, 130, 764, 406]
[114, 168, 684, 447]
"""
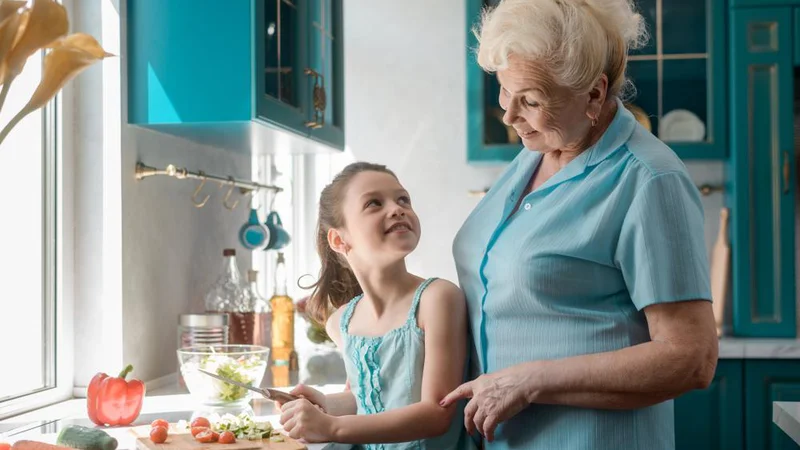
[270, 252, 294, 364]
[232, 269, 272, 347]
[247, 270, 272, 347]
[205, 249, 247, 314]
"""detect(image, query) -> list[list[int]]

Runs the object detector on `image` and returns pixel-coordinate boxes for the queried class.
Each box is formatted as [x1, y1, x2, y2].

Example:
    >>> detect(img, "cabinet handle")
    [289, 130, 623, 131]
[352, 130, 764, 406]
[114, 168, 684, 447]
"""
[783, 151, 790, 195]
[303, 68, 326, 129]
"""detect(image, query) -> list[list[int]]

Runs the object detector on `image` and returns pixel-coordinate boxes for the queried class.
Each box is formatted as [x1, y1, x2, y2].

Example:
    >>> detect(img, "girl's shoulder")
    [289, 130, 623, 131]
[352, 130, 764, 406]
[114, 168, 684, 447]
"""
[416, 278, 467, 329]
[325, 302, 354, 347]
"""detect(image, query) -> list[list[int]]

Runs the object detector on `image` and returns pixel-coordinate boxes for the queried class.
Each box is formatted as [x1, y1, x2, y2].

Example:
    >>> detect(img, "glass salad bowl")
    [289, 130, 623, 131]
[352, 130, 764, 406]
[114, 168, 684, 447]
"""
[178, 345, 269, 406]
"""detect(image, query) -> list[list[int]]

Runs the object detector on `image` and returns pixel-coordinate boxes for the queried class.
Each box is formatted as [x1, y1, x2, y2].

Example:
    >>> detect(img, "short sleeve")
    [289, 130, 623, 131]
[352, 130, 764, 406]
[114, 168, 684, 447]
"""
[615, 171, 711, 310]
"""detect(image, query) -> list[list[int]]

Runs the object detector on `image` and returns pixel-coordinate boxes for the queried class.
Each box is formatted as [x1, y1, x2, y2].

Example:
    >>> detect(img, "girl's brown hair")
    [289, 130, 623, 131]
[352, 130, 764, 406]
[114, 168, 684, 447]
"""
[305, 162, 398, 325]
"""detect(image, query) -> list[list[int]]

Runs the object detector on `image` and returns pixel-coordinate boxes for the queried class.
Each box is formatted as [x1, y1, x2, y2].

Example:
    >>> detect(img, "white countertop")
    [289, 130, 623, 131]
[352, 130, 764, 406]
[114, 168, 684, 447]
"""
[774, 402, 800, 445]
[718, 338, 800, 359]
[0, 382, 350, 450]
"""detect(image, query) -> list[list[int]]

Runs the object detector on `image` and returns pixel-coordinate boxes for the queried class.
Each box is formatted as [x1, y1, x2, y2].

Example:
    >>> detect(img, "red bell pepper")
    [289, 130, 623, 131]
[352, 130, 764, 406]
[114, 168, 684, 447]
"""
[87, 364, 145, 426]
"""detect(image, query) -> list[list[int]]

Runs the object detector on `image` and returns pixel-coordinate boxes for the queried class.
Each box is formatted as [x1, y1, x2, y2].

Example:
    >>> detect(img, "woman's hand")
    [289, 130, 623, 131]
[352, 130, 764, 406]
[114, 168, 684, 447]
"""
[440, 363, 536, 442]
[279, 398, 336, 443]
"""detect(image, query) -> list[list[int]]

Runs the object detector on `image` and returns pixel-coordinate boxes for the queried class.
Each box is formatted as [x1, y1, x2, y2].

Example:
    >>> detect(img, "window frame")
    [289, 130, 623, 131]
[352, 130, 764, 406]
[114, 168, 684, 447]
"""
[0, 65, 73, 421]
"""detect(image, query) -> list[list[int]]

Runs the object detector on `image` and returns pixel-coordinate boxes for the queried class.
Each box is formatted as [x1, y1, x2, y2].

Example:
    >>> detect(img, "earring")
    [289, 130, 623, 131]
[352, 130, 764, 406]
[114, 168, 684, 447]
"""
[591, 117, 598, 127]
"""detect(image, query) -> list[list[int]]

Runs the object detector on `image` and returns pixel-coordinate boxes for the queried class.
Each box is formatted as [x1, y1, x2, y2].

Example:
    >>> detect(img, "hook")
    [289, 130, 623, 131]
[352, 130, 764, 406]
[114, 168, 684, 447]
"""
[191, 177, 210, 208]
[223, 178, 240, 210]
[268, 190, 279, 212]
[245, 188, 260, 210]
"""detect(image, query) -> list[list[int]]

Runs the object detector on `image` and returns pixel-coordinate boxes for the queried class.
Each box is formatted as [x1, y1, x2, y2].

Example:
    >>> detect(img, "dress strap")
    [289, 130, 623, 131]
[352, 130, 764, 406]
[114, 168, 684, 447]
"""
[340, 294, 363, 337]
[405, 278, 438, 327]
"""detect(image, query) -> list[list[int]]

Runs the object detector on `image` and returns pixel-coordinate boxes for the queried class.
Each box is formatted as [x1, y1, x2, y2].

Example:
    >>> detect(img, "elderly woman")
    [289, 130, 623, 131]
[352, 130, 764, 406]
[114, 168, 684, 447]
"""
[441, 0, 719, 449]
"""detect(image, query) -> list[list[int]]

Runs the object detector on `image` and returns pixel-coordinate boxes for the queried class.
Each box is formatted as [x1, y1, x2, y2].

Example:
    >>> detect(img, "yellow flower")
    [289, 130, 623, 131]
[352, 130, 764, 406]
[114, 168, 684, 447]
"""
[0, 1, 26, 85]
[25, 33, 112, 111]
[0, 32, 112, 144]
[3, 0, 68, 82]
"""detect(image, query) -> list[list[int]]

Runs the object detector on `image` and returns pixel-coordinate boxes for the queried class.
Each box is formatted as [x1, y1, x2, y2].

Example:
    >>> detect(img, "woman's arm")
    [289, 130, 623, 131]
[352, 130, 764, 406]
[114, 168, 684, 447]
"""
[527, 300, 718, 408]
[441, 299, 718, 441]
[281, 281, 469, 444]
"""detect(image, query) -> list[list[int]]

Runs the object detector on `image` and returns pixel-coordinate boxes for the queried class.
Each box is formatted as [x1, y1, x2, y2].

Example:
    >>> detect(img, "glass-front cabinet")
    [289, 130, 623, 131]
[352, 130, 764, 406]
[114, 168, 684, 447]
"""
[466, 0, 727, 163]
[256, 0, 345, 149]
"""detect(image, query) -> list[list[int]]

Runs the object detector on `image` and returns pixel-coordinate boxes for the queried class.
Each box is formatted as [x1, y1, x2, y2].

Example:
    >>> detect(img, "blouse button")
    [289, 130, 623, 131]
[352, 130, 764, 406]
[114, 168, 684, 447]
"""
[524, 203, 532, 211]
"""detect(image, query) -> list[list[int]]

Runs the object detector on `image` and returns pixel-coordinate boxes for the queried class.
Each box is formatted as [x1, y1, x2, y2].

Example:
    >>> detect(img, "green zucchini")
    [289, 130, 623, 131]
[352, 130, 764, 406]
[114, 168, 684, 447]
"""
[56, 425, 118, 450]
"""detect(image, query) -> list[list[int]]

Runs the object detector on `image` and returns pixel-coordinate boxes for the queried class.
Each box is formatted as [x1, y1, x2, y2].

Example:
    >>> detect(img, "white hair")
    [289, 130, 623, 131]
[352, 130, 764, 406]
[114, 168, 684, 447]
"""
[475, 0, 648, 99]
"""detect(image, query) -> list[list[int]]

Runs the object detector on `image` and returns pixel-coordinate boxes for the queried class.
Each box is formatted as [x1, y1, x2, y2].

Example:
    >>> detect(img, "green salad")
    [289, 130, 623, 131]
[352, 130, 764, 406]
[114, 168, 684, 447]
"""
[197, 354, 266, 402]
[179, 413, 277, 440]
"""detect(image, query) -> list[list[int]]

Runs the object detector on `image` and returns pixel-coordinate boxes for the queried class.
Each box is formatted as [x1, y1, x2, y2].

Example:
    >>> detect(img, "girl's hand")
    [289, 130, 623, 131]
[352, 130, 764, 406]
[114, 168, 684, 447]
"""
[440, 363, 535, 442]
[291, 384, 327, 411]
[279, 398, 336, 443]
[274, 384, 327, 412]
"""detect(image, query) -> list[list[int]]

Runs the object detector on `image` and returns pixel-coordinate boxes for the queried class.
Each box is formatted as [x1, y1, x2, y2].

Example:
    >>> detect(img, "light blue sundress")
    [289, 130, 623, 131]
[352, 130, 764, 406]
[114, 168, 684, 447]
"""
[340, 277, 475, 450]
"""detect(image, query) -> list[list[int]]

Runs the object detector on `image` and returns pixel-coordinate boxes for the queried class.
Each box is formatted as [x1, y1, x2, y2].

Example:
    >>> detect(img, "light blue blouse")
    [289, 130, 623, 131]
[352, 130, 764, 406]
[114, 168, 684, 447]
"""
[452, 99, 711, 450]
[340, 278, 475, 450]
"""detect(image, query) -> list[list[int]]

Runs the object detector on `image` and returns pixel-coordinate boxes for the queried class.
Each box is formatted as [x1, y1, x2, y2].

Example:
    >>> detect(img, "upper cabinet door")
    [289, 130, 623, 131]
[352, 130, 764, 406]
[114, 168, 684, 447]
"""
[729, 8, 796, 337]
[626, 0, 727, 159]
[306, 0, 345, 149]
[255, 0, 311, 137]
[127, 0, 253, 125]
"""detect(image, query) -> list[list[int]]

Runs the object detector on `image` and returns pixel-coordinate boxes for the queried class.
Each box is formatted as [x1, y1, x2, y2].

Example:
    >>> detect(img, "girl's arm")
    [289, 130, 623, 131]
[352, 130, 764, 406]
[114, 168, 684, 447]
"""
[281, 280, 469, 444]
[281, 307, 358, 416]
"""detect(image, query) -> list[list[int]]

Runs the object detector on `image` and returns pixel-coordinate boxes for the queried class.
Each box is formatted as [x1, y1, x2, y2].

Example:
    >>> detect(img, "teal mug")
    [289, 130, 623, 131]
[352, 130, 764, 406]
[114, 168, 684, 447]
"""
[264, 211, 291, 250]
[239, 208, 269, 250]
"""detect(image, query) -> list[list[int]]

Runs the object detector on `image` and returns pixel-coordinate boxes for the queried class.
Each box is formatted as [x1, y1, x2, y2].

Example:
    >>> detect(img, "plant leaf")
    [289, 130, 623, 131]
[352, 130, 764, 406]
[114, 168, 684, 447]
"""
[21, 33, 111, 113]
[0, 6, 23, 84]
[4, 0, 67, 80]
[0, 1, 25, 23]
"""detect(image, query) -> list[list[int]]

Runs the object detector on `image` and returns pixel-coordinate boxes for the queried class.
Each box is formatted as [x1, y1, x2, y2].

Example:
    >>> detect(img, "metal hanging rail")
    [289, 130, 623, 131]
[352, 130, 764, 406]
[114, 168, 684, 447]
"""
[135, 162, 283, 193]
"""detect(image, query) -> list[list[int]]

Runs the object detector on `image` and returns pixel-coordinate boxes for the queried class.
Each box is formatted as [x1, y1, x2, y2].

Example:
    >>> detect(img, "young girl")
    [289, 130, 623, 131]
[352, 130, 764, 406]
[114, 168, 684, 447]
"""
[278, 162, 475, 449]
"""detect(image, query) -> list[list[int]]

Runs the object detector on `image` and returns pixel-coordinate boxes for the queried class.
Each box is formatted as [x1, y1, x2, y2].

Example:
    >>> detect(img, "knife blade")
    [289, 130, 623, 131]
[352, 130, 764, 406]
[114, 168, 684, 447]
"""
[197, 368, 299, 404]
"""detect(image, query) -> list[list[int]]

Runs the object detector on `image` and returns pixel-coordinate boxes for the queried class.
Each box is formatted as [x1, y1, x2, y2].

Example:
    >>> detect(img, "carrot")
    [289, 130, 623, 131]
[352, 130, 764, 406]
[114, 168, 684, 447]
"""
[11, 441, 72, 450]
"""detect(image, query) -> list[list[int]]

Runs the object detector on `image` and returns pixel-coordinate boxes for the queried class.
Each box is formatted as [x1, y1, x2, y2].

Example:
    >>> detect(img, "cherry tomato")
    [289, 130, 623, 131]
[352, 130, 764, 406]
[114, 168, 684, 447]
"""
[150, 426, 168, 444]
[190, 417, 211, 429]
[218, 431, 236, 444]
[0, 442, 11, 450]
[151, 419, 170, 429]
[191, 426, 209, 437]
[195, 430, 218, 443]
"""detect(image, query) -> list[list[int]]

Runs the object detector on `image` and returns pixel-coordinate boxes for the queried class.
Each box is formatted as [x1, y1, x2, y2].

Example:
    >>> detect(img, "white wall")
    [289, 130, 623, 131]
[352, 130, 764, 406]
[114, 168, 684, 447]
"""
[120, 129, 253, 384]
[339, 0, 725, 283]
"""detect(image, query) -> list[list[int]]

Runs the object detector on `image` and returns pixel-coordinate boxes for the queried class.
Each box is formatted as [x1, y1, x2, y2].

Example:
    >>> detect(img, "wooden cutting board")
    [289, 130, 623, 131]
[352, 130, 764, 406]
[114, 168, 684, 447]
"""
[710, 207, 730, 337]
[134, 433, 305, 450]
[131, 427, 305, 450]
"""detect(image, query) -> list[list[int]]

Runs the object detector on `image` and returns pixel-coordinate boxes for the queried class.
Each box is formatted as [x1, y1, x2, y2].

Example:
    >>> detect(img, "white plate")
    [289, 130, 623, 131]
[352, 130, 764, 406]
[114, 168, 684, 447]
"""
[659, 109, 706, 142]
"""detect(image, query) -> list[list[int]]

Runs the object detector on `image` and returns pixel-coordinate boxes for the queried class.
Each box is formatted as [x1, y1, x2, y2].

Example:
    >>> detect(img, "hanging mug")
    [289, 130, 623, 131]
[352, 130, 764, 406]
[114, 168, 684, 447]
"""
[264, 211, 291, 250]
[239, 208, 269, 250]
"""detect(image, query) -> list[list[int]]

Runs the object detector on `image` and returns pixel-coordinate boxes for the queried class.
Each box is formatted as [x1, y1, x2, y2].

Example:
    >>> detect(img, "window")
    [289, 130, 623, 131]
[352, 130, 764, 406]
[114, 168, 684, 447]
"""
[0, 49, 63, 415]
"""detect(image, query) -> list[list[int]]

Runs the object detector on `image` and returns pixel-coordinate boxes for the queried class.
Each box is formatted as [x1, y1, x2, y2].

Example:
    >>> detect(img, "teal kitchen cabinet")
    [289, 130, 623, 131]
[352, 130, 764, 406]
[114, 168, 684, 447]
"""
[729, 8, 797, 337]
[465, 0, 727, 163]
[675, 360, 744, 450]
[795, 8, 800, 66]
[745, 361, 800, 449]
[128, 0, 344, 151]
